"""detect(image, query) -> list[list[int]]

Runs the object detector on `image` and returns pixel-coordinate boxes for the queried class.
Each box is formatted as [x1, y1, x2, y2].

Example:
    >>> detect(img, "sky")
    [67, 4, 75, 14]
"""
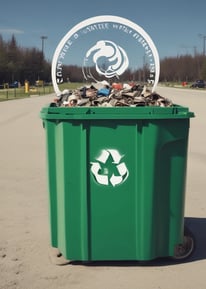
[1, 0, 206, 63]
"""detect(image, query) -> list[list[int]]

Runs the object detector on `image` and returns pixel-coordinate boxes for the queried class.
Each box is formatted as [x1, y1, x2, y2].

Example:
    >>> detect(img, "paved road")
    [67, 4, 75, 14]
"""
[0, 87, 205, 289]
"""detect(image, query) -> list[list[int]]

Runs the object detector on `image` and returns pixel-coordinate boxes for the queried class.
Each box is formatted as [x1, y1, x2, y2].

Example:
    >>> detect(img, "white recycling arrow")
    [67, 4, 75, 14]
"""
[110, 174, 123, 187]
[90, 149, 129, 187]
[96, 150, 110, 164]
[107, 149, 122, 164]
[90, 162, 108, 185]
[116, 162, 128, 176]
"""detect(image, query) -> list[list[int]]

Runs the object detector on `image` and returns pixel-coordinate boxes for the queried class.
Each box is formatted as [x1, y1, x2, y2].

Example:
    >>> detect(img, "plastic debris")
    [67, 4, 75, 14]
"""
[51, 82, 173, 108]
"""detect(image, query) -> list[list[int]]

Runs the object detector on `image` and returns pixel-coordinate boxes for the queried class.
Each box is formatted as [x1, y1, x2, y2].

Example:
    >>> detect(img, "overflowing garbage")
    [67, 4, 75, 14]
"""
[51, 81, 173, 108]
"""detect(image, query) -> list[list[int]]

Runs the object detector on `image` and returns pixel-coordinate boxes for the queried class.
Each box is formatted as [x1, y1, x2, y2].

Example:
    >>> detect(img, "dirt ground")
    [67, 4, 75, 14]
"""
[0, 86, 206, 289]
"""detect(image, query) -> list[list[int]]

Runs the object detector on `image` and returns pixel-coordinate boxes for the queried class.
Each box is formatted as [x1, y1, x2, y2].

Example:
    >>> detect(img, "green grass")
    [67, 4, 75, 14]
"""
[0, 82, 89, 101]
[0, 85, 54, 101]
[1, 81, 201, 102]
[57, 82, 89, 90]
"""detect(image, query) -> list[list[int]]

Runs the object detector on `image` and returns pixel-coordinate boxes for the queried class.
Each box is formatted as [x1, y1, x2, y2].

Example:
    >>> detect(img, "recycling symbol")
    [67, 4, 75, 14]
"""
[90, 149, 129, 187]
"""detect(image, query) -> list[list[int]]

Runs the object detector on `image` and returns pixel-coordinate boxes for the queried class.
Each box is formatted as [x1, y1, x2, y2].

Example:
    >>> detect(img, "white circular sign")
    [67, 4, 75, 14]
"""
[52, 15, 160, 94]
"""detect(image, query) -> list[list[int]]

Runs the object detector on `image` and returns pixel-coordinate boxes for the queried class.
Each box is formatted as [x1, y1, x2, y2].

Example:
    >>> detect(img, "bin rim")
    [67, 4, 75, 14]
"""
[40, 104, 194, 120]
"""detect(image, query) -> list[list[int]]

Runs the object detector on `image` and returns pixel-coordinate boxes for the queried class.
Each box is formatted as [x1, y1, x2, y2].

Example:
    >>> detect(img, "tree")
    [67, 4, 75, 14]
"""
[0, 35, 206, 85]
[0, 35, 51, 85]
[200, 58, 206, 79]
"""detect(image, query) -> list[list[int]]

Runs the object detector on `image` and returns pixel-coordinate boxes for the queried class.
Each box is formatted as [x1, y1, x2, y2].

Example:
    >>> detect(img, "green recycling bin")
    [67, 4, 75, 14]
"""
[40, 105, 195, 262]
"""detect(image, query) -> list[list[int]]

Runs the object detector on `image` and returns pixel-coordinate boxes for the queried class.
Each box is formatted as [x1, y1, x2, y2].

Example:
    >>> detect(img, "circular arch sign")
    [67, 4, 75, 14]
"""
[52, 15, 160, 95]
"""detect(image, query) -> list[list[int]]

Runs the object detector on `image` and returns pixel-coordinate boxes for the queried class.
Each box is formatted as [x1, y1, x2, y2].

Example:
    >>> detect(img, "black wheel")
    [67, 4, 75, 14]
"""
[172, 226, 195, 261]
[49, 247, 71, 265]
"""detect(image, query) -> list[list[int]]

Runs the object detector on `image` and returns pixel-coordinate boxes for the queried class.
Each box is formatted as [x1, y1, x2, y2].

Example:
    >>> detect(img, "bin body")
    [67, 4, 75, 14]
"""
[40, 106, 194, 261]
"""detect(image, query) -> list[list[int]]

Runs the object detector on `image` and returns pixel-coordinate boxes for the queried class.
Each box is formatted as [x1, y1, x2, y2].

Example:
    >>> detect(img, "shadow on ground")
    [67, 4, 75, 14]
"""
[69, 217, 206, 267]
[184, 217, 206, 262]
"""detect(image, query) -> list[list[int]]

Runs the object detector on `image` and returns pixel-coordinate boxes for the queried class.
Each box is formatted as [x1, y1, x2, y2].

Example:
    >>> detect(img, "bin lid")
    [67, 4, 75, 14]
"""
[40, 105, 195, 120]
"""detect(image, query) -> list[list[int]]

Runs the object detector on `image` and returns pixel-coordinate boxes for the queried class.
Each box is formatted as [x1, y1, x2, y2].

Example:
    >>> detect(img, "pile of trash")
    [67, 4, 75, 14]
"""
[51, 81, 173, 107]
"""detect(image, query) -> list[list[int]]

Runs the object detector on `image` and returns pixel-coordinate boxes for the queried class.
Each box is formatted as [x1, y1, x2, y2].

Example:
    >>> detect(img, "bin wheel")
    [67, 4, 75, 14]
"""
[172, 226, 195, 260]
[49, 247, 71, 265]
